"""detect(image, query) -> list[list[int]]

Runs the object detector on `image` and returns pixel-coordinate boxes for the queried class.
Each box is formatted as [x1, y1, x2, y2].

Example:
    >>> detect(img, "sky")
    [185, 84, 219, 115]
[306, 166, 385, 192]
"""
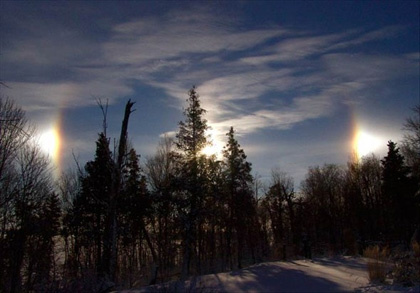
[1, 0, 419, 186]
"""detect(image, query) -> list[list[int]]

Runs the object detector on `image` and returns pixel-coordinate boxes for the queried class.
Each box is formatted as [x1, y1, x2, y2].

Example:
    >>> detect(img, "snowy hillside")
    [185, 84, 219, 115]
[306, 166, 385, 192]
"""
[123, 257, 420, 293]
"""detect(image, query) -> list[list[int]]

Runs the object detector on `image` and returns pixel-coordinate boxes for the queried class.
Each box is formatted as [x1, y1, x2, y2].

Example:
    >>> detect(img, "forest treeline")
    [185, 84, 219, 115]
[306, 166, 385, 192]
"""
[0, 87, 419, 292]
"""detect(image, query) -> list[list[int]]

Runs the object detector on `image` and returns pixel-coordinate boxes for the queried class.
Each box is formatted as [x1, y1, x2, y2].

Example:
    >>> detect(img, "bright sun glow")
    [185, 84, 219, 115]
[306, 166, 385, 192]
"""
[38, 127, 61, 161]
[201, 128, 224, 158]
[354, 130, 382, 158]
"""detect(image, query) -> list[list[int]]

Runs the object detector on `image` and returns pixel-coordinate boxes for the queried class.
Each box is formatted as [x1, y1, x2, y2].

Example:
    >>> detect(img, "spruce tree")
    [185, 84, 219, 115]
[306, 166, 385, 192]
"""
[175, 86, 209, 278]
[222, 126, 254, 269]
[381, 141, 417, 241]
[176, 86, 208, 160]
[72, 132, 114, 275]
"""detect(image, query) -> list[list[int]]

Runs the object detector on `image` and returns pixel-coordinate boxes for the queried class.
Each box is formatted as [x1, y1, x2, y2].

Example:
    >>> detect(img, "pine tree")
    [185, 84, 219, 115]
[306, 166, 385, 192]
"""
[121, 149, 150, 227]
[119, 148, 158, 285]
[222, 127, 254, 269]
[70, 132, 114, 275]
[381, 141, 417, 241]
[64, 101, 135, 284]
[176, 86, 208, 160]
[175, 86, 209, 278]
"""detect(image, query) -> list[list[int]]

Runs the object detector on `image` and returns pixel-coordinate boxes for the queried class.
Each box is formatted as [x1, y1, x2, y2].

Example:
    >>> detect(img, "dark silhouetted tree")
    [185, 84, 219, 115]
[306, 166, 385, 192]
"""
[381, 141, 417, 241]
[262, 169, 296, 258]
[119, 148, 156, 285]
[0, 97, 57, 293]
[222, 126, 255, 269]
[401, 105, 420, 197]
[343, 154, 383, 253]
[69, 132, 114, 276]
[175, 86, 209, 278]
[301, 164, 345, 252]
[8, 145, 55, 293]
[146, 136, 180, 280]
[25, 192, 61, 290]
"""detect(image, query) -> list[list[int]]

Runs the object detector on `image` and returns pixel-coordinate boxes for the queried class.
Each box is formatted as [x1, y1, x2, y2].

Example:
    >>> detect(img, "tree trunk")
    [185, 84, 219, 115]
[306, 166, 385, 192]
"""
[181, 217, 193, 279]
[103, 100, 135, 281]
[140, 219, 158, 285]
[10, 228, 26, 293]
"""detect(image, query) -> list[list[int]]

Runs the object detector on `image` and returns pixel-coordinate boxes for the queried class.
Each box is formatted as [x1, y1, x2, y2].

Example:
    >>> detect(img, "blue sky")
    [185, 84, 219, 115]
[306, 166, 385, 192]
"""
[1, 0, 419, 185]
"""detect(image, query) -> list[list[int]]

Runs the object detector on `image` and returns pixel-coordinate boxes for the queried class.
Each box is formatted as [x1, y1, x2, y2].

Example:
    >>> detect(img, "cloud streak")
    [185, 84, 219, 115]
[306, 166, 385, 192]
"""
[2, 7, 418, 153]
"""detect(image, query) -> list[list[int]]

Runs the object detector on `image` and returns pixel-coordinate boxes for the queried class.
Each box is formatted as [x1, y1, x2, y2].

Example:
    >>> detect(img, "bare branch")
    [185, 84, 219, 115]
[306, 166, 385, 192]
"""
[96, 98, 109, 136]
[71, 150, 84, 177]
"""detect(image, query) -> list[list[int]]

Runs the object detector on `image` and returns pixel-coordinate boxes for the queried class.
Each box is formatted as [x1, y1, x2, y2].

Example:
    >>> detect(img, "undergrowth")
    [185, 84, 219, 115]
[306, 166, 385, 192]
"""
[363, 245, 389, 283]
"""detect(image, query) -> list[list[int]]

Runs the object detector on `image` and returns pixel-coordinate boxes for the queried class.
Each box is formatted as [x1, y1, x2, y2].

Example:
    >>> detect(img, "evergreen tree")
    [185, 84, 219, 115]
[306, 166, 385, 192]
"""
[102, 100, 135, 282]
[121, 148, 150, 231]
[63, 101, 136, 285]
[70, 132, 114, 275]
[222, 127, 255, 269]
[200, 156, 225, 272]
[381, 141, 417, 241]
[176, 86, 208, 160]
[119, 148, 158, 285]
[175, 86, 209, 278]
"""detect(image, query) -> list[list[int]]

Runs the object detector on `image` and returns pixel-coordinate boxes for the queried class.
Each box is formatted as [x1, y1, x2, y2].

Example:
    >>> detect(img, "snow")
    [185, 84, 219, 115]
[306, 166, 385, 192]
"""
[121, 256, 419, 292]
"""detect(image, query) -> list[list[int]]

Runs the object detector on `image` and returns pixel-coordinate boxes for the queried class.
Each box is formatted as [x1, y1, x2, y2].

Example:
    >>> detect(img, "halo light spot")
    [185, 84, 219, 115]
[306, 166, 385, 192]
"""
[201, 128, 224, 158]
[39, 127, 61, 163]
[353, 130, 382, 158]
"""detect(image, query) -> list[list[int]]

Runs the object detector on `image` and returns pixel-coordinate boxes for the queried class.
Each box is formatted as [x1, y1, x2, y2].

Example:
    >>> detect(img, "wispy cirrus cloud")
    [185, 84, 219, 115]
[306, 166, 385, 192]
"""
[322, 53, 419, 82]
[193, 50, 417, 142]
[210, 90, 337, 136]
[1, 3, 417, 184]
[3, 79, 133, 111]
[2, 7, 418, 144]
[326, 25, 405, 51]
[103, 10, 288, 66]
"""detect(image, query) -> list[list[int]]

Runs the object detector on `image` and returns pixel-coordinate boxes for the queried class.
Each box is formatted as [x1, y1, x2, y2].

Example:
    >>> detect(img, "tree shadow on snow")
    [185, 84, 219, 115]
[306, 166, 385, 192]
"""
[312, 256, 367, 271]
[205, 262, 347, 292]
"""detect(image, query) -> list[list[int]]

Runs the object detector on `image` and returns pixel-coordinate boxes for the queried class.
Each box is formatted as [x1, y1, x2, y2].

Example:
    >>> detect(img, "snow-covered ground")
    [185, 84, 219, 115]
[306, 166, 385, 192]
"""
[121, 256, 419, 292]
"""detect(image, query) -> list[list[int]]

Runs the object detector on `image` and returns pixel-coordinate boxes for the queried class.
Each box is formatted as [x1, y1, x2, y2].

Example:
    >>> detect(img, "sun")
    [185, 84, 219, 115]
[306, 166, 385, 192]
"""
[353, 130, 382, 158]
[201, 128, 224, 158]
[38, 127, 61, 162]
[201, 141, 223, 157]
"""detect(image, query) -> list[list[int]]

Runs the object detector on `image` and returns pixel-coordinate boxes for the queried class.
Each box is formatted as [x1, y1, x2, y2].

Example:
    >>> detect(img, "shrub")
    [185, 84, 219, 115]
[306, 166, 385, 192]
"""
[388, 241, 420, 287]
[363, 245, 389, 283]
[392, 253, 415, 286]
[147, 277, 213, 293]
